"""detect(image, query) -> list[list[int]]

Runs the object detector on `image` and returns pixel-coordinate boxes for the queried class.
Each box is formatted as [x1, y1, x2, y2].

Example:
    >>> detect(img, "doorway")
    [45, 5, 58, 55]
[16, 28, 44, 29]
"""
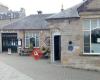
[2, 33, 18, 53]
[54, 35, 61, 61]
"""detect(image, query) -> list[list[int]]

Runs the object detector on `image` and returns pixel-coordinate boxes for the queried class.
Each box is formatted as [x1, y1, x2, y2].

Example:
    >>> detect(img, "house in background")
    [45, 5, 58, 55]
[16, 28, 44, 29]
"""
[0, 4, 26, 30]
[0, 3, 8, 12]
[47, 0, 100, 64]
[0, 11, 52, 53]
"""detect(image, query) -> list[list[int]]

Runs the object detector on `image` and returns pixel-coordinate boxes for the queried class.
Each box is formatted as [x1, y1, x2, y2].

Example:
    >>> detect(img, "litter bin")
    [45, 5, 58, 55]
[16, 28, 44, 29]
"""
[8, 48, 11, 55]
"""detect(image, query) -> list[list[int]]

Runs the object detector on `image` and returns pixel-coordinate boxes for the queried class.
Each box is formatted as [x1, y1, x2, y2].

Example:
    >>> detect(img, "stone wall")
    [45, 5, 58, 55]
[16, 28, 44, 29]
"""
[48, 18, 83, 64]
[0, 29, 50, 53]
[61, 19, 83, 64]
[86, 0, 100, 10]
[39, 30, 50, 48]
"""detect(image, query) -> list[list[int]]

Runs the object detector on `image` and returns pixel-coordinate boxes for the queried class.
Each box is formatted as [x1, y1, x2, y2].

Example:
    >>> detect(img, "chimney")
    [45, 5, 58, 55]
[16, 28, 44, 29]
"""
[37, 11, 42, 15]
[61, 4, 64, 11]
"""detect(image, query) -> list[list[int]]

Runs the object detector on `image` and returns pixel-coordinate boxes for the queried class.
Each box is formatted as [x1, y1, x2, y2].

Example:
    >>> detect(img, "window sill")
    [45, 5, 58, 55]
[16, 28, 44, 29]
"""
[82, 53, 100, 56]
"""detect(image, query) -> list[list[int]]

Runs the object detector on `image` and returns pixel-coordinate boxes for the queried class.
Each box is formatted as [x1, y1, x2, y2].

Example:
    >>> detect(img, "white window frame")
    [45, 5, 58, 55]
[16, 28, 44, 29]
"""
[25, 32, 39, 48]
[34, 33, 39, 48]
[83, 19, 100, 55]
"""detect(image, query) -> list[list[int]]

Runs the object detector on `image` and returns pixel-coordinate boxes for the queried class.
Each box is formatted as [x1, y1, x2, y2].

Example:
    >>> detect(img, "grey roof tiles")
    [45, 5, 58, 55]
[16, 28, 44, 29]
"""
[46, 1, 88, 20]
[2, 14, 52, 30]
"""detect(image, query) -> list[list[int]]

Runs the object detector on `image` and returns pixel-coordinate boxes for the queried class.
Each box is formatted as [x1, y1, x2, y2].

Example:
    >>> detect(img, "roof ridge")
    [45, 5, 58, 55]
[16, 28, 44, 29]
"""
[0, 3, 8, 9]
[46, 0, 93, 20]
[29, 13, 53, 16]
[2, 13, 52, 30]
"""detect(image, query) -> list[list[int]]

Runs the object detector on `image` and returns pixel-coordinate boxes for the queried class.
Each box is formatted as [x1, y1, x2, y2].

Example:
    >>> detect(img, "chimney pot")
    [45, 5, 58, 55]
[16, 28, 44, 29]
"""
[37, 11, 42, 14]
[61, 4, 64, 11]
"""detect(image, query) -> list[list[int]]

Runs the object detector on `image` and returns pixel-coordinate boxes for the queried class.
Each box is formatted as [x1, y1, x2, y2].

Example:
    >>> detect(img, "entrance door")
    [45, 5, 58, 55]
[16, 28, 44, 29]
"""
[54, 35, 61, 61]
[2, 33, 18, 53]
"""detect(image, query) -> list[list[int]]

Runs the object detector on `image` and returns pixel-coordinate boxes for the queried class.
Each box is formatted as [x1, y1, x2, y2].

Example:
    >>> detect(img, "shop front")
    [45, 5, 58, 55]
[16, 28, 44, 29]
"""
[2, 33, 18, 53]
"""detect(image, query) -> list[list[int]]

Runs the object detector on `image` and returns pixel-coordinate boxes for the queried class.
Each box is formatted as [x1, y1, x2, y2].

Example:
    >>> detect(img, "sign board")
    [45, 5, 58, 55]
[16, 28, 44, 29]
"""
[97, 38, 100, 43]
[18, 39, 22, 46]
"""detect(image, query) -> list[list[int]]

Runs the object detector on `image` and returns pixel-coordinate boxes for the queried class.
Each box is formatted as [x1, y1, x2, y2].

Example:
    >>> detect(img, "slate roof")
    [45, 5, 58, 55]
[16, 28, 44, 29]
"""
[2, 14, 52, 30]
[46, 0, 89, 20]
[0, 4, 8, 9]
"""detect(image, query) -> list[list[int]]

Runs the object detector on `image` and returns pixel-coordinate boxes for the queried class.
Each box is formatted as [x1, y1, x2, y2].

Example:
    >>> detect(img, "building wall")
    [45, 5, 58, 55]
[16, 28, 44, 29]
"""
[17, 31, 25, 49]
[48, 0, 100, 64]
[48, 18, 83, 63]
[39, 30, 50, 48]
[0, 29, 50, 53]
[86, 0, 100, 10]
[61, 19, 83, 64]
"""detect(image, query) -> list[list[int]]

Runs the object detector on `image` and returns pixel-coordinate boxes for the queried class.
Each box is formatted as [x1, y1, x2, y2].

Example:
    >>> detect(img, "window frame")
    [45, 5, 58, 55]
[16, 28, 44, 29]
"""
[83, 18, 100, 55]
[25, 32, 39, 48]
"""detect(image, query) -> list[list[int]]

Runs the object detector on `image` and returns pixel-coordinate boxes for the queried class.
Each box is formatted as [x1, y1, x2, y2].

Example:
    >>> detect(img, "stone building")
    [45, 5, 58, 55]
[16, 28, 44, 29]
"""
[47, 0, 100, 64]
[0, 11, 51, 53]
[1, 0, 100, 65]
[0, 4, 26, 28]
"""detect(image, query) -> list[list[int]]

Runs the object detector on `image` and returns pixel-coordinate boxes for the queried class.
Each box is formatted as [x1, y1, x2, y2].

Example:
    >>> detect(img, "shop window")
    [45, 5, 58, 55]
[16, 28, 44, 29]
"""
[84, 31, 90, 53]
[83, 19, 100, 53]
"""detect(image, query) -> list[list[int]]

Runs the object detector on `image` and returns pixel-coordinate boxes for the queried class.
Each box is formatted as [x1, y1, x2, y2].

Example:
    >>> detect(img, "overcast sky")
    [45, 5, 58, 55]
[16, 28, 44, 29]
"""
[0, 0, 83, 15]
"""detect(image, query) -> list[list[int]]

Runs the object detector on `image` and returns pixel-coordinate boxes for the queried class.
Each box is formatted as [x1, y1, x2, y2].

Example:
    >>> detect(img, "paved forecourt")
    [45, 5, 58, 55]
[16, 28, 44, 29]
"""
[0, 61, 33, 80]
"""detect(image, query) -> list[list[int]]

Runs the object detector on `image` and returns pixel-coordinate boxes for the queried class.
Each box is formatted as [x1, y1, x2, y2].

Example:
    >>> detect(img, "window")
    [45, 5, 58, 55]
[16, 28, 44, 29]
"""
[91, 19, 97, 30]
[25, 32, 39, 48]
[83, 19, 100, 54]
[84, 31, 90, 53]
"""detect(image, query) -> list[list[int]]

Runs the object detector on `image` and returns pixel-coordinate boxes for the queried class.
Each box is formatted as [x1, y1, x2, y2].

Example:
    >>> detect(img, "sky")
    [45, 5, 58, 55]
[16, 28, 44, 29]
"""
[0, 0, 83, 15]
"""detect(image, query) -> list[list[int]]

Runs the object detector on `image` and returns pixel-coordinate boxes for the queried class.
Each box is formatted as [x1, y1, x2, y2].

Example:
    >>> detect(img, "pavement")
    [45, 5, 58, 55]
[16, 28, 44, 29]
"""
[63, 56, 100, 72]
[0, 60, 33, 80]
[0, 53, 100, 80]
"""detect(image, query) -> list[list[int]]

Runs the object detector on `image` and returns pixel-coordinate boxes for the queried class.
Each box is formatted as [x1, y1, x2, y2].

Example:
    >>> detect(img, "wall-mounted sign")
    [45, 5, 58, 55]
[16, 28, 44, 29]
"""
[97, 38, 100, 43]
[18, 39, 22, 47]
[68, 41, 74, 52]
